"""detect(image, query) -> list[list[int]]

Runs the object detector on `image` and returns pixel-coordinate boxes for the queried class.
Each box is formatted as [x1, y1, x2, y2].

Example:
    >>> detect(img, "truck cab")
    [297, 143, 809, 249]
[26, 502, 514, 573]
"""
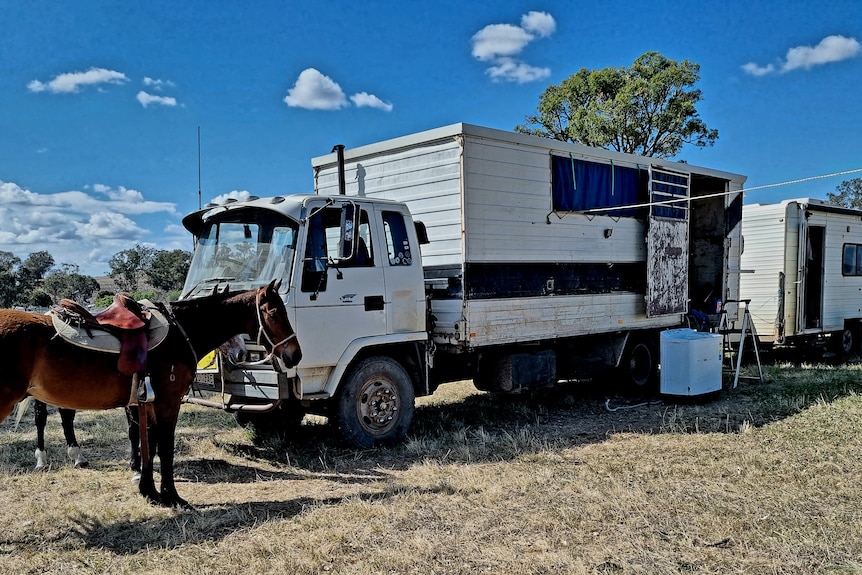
[181, 194, 428, 447]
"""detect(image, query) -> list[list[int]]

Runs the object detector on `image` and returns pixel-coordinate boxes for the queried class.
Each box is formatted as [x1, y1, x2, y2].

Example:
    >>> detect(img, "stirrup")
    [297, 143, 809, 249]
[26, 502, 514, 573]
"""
[137, 375, 155, 404]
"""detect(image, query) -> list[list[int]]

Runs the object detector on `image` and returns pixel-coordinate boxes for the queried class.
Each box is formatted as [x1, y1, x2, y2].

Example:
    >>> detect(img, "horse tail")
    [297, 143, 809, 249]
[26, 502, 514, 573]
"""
[13, 397, 33, 432]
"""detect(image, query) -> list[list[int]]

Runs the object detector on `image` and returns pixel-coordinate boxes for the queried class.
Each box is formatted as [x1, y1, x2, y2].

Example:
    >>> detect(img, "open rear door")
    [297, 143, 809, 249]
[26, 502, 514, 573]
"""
[646, 166, 690, 317]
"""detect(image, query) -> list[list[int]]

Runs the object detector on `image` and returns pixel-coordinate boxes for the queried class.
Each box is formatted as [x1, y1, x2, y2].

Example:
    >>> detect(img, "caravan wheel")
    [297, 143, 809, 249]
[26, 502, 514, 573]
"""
[831, 327, 858, 358]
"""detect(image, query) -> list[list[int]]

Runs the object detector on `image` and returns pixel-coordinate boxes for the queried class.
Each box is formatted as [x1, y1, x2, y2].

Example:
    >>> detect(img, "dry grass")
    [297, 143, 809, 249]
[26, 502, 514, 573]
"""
[1, 362, 862, 574]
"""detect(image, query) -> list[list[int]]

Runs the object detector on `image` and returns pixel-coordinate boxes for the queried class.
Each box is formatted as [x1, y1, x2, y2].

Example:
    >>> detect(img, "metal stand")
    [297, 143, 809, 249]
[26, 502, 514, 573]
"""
[718, 299, 764, 388]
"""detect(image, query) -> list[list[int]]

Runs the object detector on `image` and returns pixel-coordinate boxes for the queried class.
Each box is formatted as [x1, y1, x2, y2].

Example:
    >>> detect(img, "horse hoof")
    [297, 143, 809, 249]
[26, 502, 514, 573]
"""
[34, 448, 47, 471]
[68, 446, 88, 468]
[131, 471, 142, 485]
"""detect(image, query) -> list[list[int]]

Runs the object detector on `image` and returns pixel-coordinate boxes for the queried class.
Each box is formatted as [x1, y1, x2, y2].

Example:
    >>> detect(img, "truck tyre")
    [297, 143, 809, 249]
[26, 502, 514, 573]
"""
[620, 336, 657, 391]
[336, 356, 415, 449]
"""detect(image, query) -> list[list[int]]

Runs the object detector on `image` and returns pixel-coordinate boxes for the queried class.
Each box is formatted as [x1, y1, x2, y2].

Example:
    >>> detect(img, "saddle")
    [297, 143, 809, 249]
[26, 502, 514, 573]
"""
[50, 294, 170, 376]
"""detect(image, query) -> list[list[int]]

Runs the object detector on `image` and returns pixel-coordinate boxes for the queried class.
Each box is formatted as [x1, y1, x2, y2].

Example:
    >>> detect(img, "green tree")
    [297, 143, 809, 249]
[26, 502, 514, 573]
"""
[29, 289, 53, 308]
[826, 178, 862, 209]
[17, 250, 55, 296]
[0, 251, 22, 307]
[109, 244, 156, 292]
[516, 51, 718, 159]
[42, 264, 100, 303]
[147, 249, 191, 292]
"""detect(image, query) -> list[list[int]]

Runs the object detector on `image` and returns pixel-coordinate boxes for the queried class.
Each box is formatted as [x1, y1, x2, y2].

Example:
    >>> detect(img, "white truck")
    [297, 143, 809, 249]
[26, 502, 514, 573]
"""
[181, 123, 746, 447]
[739, 198, 862, 355]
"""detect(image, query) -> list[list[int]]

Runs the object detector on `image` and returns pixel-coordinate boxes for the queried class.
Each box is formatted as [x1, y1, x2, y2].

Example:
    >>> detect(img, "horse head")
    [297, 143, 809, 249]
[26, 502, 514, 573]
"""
[254, 279, 302, 370]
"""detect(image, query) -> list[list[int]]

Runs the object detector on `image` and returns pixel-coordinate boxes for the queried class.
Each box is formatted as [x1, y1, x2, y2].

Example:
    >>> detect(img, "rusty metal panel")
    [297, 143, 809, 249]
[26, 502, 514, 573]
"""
[647, 217, 689, 316]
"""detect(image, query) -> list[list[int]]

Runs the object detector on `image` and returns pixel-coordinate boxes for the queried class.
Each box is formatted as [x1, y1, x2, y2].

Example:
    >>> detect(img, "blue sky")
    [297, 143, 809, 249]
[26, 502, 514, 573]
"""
[1, 1, 861, 276]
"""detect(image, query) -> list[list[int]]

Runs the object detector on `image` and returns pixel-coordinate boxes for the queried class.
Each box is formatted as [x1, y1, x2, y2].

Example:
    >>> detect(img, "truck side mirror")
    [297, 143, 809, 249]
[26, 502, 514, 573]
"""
[414, 220, 430, 245]
[338, 202, 359, 260]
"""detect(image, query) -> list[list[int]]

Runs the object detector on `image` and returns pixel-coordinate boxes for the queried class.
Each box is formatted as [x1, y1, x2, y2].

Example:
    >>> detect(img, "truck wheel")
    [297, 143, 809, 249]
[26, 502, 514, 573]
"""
[336, 356, 415, 449]
[620, 336, 657, 391]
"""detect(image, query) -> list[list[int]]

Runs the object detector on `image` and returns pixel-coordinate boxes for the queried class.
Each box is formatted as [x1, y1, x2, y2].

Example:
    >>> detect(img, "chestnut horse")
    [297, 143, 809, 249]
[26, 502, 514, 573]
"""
[0, 280, 300, 507]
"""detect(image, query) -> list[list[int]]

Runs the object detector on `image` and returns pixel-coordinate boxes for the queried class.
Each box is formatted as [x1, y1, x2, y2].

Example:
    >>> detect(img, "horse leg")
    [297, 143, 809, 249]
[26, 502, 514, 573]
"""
[125, 406, 142, 482]
[33, 400, 48, 471]
[153, 398, 188, 508]
[59, 408, 88, 468]
[129, 403, 160, 504]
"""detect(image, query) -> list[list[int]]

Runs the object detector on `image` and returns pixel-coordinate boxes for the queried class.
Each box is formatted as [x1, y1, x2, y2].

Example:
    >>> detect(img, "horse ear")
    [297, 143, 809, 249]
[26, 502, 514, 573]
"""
[210, 285, 218, 297]
[270, 279, 282, 293]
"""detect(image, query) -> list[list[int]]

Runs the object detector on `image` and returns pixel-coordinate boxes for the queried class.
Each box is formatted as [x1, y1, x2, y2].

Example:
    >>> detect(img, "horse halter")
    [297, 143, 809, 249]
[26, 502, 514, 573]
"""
[255, 288, 296, 366]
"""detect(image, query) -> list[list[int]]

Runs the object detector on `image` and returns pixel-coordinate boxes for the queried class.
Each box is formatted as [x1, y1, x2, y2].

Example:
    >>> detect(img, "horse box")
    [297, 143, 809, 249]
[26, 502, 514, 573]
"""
[311, 123, 745, 390]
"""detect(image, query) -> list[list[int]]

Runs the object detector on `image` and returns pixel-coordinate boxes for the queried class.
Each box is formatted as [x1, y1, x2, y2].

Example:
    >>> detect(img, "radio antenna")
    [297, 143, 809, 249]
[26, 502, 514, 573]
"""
[197, 125, 202, 210]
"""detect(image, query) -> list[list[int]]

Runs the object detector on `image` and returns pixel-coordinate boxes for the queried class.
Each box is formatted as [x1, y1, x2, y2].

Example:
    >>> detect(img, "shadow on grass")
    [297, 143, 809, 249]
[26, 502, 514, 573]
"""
[224, 359, 862, 475]
[69, 483, 458, 554]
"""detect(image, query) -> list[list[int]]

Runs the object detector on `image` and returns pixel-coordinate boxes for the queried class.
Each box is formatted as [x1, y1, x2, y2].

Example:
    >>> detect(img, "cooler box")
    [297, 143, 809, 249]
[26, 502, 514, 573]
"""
[660, 329, 723, 396]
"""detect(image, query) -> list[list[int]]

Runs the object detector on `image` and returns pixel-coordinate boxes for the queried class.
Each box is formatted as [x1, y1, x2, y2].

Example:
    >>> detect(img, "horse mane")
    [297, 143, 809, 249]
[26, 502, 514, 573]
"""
[169, 285, 249, 312]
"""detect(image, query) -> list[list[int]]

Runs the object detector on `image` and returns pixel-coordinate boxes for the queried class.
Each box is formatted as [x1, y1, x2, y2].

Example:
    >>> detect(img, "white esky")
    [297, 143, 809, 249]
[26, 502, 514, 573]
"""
[1, 1, 860, 275]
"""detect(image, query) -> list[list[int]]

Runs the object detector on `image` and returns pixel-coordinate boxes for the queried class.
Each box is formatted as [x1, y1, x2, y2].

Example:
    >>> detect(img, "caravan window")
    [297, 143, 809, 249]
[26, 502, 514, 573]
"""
[843, 244, 862, 276]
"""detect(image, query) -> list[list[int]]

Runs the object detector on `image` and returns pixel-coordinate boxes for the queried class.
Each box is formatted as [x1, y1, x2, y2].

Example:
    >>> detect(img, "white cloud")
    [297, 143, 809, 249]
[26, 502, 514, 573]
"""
[521, 11, 557, 38]
[27, 67, 128, 93]
[486, 58, 551, 84]
[783, 34, 861, 71]
[350, 92, 394, 112]
[143, 77, 176, 90]
[471, 24, 534, 61]
[210, 190, 252, 205]
[741, 62, 776, 77]
[0, 179, 180, 274]
[284, 68, 348, 110]
[283, 69, 393, 112]
[76, 212, 144, 240]
[743, 34, 861, 76]
[137, 91, 178, 108]
[471, 12, 555, 83]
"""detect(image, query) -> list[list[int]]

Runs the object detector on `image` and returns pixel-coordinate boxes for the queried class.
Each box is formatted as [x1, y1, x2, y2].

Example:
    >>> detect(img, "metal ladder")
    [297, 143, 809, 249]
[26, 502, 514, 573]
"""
[717, 299, 764, 388]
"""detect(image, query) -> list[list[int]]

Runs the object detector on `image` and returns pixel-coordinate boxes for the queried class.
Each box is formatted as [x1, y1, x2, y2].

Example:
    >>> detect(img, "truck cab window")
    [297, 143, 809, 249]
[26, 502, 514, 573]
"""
[382, 211, 412, 266]
[302, 206, 374, 293]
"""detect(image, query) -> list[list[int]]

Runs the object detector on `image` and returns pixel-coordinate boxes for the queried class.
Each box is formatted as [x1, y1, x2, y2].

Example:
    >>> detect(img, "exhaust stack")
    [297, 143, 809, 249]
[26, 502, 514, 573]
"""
[332, 144, 346, 195]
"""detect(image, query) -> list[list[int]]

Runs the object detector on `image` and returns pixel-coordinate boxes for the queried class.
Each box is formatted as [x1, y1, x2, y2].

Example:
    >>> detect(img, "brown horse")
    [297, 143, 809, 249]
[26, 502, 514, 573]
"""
[0, 280, 301, 507]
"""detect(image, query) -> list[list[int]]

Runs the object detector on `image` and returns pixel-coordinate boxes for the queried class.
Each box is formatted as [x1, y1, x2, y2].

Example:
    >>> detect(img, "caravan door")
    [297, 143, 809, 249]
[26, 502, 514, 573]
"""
[646, 166, 691, 317]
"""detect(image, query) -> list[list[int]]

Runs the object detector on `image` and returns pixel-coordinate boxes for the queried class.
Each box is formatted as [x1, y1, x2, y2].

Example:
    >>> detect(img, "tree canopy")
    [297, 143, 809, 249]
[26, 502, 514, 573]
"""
[516, 51, 718, 159]
[826, 177, 862, 209]
[109, 244, 157, 292]
[0, 245, 192, 308]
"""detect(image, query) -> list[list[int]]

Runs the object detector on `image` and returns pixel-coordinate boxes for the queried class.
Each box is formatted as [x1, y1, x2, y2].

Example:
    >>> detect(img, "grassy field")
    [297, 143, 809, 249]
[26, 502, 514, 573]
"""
[0, 361, 861, 574]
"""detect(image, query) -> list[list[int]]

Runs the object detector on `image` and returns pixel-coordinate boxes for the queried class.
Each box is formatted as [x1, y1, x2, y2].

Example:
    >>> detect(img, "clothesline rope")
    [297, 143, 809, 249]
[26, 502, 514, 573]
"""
[583, 167, 862, 215]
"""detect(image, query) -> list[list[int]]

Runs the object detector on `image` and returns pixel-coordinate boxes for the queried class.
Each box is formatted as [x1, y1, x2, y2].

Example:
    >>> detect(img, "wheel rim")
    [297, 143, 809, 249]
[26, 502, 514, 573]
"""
[356, 379, 400, 435]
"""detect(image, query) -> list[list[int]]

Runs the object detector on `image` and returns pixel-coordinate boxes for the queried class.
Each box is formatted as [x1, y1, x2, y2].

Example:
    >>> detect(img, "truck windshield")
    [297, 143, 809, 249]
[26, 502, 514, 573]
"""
[182, 210, 299, 298]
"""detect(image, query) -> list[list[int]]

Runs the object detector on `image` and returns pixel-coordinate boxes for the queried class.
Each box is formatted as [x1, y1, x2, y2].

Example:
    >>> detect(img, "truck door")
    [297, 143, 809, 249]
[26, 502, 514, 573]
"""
[646, 166, 690, 317]
[293, 201, 387, 369]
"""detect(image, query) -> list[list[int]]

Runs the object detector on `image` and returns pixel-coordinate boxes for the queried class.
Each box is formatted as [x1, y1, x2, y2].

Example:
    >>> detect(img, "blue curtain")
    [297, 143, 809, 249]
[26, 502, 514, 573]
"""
[552, 155, 646, 216]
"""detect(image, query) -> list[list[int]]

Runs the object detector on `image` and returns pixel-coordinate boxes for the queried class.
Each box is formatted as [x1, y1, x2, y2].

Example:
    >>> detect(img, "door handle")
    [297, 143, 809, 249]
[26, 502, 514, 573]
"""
[364, 295, 385, 311]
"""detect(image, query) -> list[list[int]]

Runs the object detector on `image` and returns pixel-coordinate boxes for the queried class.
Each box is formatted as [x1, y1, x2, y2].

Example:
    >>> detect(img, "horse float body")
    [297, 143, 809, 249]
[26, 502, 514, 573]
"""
[181, 122, 746, 449]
